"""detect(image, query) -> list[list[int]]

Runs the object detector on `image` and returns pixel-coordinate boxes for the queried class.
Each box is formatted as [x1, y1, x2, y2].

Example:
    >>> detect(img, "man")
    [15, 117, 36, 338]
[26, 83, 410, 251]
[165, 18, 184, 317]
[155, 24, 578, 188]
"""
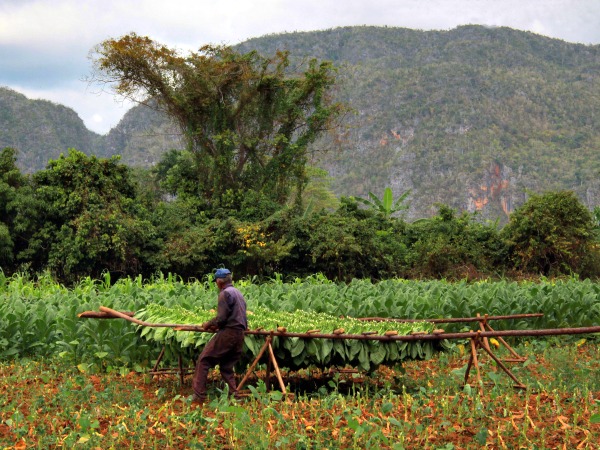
[192, 268, 248, 403]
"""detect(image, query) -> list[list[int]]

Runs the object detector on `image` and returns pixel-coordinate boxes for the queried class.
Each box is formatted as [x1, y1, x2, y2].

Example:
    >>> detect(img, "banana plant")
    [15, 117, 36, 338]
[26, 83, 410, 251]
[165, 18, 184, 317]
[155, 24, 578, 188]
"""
[354, 187, 410, 218]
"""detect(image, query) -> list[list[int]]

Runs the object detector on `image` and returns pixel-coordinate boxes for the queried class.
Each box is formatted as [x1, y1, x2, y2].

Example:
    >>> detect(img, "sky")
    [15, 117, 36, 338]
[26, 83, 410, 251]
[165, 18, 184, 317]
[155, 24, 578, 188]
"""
[1, 0, 599, 135]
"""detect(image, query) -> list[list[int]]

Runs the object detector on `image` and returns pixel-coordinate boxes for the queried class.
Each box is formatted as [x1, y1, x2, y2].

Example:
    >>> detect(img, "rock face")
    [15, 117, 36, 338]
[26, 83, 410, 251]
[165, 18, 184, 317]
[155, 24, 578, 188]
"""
[103, 103, 181, 168]
[2, 25, 600, 222]
[467, 162, 517, 218]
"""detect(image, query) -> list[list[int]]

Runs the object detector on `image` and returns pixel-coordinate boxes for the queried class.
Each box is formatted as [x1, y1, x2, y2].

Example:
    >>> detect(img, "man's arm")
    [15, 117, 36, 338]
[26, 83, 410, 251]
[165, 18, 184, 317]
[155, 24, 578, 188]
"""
[202, 291, 229, 330]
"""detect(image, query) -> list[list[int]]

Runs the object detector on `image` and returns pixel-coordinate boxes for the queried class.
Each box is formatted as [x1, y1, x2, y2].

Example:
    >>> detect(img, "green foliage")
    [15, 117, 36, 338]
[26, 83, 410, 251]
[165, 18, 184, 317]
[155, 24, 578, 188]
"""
[288, 165, 339, 215]
[93, 34, 344, 207]
[405, 205, 505, 279]
[281, 202, 408, 281]
[354, 187, 410, 219]
[0, 147, 29, 270]
[153, 149, 205, 198]
[502, 191, 600, 277]
[16, 149, 156, 282]
[1, 273, 599, 371]
[592, 206, 600, 237]
[0, 148, 18, 265]
[137, 303, 443, 372]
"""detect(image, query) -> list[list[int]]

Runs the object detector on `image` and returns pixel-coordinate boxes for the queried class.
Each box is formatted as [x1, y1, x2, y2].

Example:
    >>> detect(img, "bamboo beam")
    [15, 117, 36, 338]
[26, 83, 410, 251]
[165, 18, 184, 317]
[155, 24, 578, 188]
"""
[96, 306, 214, 330]
[78, 311, 135, 319]
[84, 307, 600, 342]
[358, 313, 544, 324]
[173, 325, 600, 341]
[80, 310, 543, 325]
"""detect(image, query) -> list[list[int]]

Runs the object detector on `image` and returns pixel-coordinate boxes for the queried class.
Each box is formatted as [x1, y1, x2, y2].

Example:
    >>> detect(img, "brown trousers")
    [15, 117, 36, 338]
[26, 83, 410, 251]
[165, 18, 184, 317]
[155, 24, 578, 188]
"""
[192, 328, 245, 398]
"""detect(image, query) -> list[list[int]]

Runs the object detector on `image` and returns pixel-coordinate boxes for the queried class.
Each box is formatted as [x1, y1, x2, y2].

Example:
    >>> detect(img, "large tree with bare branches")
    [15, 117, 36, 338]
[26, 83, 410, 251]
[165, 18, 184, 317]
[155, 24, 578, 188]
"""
[91, 33, 343, 206]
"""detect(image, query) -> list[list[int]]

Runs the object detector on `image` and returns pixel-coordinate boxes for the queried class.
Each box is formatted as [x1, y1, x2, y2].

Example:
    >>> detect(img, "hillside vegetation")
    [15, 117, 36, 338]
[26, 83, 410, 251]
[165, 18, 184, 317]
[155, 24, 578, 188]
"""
[0, 89, 104, 170]
[1, 25, 599, 221]
[238, 25, 600, 220]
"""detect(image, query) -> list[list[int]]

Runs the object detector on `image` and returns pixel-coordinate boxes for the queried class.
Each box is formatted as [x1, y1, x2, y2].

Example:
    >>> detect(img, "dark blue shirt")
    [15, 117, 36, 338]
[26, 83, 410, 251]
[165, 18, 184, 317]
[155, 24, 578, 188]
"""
[207, 283, 247, 330]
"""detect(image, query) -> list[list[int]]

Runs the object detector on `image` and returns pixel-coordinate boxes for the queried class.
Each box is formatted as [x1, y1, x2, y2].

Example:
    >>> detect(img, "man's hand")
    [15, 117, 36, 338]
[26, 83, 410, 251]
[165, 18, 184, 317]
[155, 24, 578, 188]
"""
[201, 322, 218, 332]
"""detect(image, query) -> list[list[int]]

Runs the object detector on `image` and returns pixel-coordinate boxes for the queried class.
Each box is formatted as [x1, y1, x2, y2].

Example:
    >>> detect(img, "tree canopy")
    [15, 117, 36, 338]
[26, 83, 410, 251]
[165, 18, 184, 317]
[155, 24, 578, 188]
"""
[18, 150, 155, 282]
[91, 34, 344, 207]
[501, 191, 599, 276]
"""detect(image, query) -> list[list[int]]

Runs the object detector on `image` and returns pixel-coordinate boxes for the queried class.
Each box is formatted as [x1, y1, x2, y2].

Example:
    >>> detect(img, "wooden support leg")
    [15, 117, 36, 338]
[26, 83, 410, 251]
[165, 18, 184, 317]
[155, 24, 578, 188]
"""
[235, 335, 288, 397]
[463, 344, 475, 386]
[236, 336, 271, 393]
[477, 314, 491, 353]
[477, 338, 526, 389]
[152, 346, 166, 372]
[178, 353, 184, 386]
[464, 331, 527, 392]
[267, 341, 287, 395]
[266, 345, 273, 391]
[484, 322, 526, 362]
[469, 334, 483, 395]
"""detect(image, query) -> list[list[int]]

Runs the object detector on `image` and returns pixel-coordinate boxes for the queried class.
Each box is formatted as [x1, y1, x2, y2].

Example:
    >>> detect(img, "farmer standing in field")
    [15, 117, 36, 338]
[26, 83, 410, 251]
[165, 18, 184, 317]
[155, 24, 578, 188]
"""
[192, 268, 248, 404]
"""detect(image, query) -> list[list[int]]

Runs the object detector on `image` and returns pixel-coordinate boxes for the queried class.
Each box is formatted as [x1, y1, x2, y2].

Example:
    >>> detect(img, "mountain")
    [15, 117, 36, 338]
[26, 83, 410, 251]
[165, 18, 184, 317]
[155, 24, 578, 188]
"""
[0, 88, 104, 172]
[103, 100, 181, 167]
[2, 25, 600, 221]
[236, 25, 600, 220]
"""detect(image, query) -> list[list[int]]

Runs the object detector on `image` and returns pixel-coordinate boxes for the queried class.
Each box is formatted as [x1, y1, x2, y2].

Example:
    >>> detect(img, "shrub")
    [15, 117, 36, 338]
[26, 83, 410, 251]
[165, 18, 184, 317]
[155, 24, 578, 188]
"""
[501, 191, 600, 277]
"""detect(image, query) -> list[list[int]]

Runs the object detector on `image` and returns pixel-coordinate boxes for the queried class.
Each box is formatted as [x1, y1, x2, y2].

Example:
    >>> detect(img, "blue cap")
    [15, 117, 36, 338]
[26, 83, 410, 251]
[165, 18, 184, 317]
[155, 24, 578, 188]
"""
[214, 268, 231, 279]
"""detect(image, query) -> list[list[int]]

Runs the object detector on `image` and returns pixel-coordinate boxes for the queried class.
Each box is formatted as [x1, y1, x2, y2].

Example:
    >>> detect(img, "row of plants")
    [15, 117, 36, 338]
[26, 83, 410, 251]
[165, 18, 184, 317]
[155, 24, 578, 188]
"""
[0, 272, 599, 372]
[239, 275, 600, 331]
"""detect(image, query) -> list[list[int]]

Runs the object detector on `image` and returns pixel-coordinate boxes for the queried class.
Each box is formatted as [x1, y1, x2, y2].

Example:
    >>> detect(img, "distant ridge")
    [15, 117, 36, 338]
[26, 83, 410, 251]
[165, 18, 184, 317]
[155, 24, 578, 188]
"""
[2, 25, 599, 220]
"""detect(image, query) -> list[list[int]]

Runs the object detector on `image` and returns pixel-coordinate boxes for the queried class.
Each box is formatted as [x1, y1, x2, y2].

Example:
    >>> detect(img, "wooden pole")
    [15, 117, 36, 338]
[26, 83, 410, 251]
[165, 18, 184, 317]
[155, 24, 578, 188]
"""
[236, 336, 271, 393]
[267, 341, 287, 395]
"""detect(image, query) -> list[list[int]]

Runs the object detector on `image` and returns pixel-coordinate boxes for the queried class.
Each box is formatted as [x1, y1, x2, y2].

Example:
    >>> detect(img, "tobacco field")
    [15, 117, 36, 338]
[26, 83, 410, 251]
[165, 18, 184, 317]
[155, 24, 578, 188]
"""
[0, 272, 599, 448]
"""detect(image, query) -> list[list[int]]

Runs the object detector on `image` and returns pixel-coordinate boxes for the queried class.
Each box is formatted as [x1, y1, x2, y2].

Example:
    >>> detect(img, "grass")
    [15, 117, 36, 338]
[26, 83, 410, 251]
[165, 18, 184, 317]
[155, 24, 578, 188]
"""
[1, 339, 599, 449]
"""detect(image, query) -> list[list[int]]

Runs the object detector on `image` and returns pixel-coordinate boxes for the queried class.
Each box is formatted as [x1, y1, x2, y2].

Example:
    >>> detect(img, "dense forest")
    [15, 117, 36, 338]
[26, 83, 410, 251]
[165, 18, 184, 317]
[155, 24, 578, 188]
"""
[1, 145, 599, 284]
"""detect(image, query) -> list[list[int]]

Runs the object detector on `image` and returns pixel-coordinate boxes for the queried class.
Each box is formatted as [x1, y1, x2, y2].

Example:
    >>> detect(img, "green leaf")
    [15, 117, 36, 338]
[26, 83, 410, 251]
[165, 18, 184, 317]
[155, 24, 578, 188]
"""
[306, 339, 318, 357]
[357, 343, 370, 371]
[291, 339, 305, 358]
[347, 340, 361, 359]
[320, 339, 333, 362]
[369, 343, 386, 366]
[333, 339, 346, 359]
[244, 336, 257, 355]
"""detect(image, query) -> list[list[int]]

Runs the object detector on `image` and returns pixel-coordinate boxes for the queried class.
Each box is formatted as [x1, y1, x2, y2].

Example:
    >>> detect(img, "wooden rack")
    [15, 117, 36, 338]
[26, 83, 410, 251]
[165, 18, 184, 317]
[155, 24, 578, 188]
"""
[79, 307, 600, 393]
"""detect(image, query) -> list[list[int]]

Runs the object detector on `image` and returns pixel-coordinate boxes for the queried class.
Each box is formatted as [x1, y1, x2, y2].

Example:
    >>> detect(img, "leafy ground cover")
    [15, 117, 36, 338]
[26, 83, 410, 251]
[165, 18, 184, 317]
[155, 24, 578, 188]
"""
[1, 339, 599, 449]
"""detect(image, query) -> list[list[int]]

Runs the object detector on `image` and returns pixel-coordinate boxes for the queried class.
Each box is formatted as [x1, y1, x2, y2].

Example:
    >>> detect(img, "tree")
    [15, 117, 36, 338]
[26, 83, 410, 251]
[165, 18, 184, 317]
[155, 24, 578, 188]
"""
[18, 149, 156, 282]
[91, 34, 344, 206]
[289, 166, 339, 216]
[501, 191, 599, 277]
[405, 205, 505, 279]
[0, 148, 27, 269]
[593, 206, 600, 236]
